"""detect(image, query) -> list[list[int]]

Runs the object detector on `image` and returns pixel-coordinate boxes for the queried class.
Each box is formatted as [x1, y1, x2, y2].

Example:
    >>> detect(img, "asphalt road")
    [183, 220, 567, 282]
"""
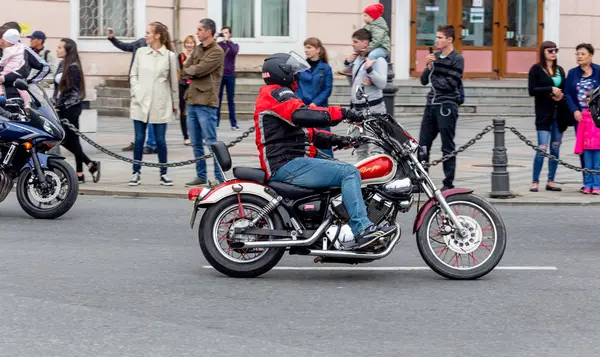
[0, 194, 598, 357]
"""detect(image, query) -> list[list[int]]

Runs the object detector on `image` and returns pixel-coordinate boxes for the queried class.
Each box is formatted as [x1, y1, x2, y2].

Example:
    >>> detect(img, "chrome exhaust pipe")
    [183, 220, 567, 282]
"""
[307, 224, 401, 260]
[234, 217, 332, 249]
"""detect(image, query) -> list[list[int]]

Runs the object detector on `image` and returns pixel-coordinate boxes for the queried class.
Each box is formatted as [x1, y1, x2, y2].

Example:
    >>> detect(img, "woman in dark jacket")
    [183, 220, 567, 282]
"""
[178, 35, 196, 146]
[54, 38, 100, 183]
[296, 37, 334, 157]
[527, 40, 570, 192]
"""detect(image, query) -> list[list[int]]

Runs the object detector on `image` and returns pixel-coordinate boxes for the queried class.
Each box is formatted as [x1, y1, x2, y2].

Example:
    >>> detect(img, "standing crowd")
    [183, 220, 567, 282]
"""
[528, 41, 600, 194]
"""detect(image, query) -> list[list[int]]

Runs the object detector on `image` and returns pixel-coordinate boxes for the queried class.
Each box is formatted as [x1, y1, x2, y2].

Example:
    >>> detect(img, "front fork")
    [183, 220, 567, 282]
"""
[409, 153, 469, 238]
[29, 147, 48, 185]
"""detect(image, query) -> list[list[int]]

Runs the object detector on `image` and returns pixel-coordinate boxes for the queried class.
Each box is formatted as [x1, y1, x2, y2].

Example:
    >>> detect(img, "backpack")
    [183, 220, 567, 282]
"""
[589, 86, 600, 128]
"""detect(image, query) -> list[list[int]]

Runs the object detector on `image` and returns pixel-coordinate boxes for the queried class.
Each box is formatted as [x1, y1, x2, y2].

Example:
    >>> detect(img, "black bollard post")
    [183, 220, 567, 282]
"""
[490, 118, 513, 198]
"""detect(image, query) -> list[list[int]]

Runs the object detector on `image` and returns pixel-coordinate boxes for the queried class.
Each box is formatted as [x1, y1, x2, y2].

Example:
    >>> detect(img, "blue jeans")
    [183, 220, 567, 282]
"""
[133, 121, 167, 175]
[532, 120, 563, 183]
[218, 75, 237, 128]
[367, 47, 389, 61]
[269, 158, 372, 235]
[186, 104, 225, 182]
[583, 150, 600, 189]
[146, 124, 156, 149]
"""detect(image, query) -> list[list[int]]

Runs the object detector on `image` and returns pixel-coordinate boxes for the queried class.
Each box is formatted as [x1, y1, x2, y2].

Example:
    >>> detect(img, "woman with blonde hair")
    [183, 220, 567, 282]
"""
[296, 37, 334, 157]
[128, 21, 179, 186]
[178, 34, 196, 145]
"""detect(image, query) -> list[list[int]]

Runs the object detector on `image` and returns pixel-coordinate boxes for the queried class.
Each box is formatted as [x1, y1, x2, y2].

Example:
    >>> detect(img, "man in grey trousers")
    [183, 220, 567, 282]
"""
[341, 28, 388, 161]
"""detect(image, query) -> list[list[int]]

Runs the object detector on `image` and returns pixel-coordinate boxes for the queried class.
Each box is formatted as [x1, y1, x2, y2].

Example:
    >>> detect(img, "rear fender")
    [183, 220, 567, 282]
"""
[412, 188, 474, 234]
[193, 180, 275, 208]
[22, 153, 66, 171]
[189, 180, 287, 229]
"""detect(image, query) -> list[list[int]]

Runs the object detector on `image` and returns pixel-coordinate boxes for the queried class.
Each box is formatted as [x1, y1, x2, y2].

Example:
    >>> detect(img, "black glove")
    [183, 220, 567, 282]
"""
[9, 113, 25, 121]
[341, 108, 363, 123]
[330, 134, 353, 150]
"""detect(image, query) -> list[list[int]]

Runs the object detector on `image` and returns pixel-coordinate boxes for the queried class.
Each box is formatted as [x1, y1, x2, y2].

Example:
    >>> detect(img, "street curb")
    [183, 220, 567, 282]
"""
[79, 188, 187, 199]
[77, 187, 600, 206]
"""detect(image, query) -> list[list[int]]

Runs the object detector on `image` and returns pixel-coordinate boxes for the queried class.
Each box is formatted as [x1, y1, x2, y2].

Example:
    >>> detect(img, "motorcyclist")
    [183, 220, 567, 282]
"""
[254, 52, 397, 251]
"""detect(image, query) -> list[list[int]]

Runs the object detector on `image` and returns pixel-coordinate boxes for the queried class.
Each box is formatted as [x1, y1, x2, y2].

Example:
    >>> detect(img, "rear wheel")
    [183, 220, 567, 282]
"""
[199, 195, 285, 278]
[416, 194, 506, 280]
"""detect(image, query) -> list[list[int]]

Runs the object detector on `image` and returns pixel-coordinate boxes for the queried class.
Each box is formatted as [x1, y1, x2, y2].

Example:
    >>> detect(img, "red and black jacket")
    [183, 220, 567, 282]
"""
[254, 84, 344, 179]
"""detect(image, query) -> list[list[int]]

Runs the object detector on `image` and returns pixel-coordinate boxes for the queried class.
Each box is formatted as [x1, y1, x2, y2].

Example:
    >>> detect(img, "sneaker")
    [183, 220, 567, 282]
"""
[129, 173, 141, 186]
[231, 126, 240, 131]
[143, 146, 156, 154]
[160, 174, 173, 186]
[354, 224, 397, 250]
[122, 142, 134, 152]
[77, 175, 85, 184]
[593, 188, 600, 195]
[185, 177, 207, 187]
[184, 139, 192, 146]
[583, 187, 592, 194]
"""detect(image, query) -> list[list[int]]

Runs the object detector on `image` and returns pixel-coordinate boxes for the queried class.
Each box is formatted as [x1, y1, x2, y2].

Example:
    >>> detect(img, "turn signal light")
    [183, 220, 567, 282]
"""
[23, 142, 32, 150]
[188, 187, 211, 201]
[188, 188, 202, 200]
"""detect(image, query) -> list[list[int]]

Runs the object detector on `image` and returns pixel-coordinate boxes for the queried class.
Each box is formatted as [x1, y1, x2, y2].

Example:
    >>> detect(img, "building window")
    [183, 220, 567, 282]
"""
[222, 0, 290, 38]
[79, 0, 136, 38]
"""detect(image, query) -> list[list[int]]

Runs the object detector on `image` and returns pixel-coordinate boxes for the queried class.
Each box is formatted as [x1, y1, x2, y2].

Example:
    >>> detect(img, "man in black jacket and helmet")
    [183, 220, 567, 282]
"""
[254, 51, 397, 251]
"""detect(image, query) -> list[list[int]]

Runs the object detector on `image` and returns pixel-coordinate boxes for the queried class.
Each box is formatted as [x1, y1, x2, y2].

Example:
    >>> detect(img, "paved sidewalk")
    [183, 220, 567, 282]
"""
[62, 115, 599, 205]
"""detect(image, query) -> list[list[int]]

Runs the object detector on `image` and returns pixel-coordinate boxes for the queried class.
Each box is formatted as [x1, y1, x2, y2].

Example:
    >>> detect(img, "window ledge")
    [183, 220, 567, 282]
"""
[231, 38, 303, 55]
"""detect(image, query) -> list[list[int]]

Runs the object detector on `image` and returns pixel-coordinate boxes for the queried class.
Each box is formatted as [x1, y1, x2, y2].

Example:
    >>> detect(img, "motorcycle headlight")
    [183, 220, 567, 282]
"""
[40, 116, 60, 136]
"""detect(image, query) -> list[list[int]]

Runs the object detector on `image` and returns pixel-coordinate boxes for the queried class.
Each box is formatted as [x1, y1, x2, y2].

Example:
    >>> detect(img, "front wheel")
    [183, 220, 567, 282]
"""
[16, 159, 79, 219]
[199, 195, 286, 278]
[416, 193, 506, 280]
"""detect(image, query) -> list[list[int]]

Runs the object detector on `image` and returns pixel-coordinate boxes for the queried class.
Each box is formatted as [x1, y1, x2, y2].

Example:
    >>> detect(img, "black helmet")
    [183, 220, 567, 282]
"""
[262, 51, 310, 86]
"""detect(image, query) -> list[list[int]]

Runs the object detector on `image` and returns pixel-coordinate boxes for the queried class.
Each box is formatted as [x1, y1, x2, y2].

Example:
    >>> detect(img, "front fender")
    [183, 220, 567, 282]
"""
[22, 153, 66, 171]
[412, 188, 474, 234]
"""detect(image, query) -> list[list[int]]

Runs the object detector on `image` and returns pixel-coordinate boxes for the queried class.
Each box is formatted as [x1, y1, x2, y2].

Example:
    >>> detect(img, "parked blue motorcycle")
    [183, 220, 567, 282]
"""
[0, 79, 78, 219]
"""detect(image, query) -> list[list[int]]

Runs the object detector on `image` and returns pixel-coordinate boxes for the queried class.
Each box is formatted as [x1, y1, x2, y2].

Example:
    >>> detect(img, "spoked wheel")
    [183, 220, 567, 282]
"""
[416, 194, 506, 280]
[16, 159, 79, 219]
[199, 195, 285, 278]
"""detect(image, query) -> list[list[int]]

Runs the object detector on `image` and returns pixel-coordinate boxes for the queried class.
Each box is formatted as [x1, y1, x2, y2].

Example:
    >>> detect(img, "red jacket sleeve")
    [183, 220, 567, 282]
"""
[264, 86, 344, 127]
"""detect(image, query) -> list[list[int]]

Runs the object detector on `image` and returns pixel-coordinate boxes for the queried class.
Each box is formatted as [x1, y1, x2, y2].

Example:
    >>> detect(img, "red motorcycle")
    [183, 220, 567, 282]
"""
[188, 91, 506, 280]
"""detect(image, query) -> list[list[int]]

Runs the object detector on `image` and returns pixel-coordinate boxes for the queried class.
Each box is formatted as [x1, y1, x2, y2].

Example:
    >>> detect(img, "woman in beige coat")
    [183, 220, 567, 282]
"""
[128, 21, 179, 186]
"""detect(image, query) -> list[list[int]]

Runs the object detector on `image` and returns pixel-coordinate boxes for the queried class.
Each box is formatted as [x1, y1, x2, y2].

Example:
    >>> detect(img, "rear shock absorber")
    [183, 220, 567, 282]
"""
[249, 196, 283, 227]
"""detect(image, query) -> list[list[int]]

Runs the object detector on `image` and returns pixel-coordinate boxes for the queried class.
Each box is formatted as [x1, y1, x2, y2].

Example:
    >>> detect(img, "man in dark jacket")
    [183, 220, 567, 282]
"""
[105, 28, 155, 153]
[419, 24, 465, 190]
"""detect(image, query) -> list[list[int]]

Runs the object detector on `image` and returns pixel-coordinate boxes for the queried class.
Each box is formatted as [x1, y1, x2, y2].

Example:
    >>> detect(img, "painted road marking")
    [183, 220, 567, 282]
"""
[202, 266, 558, 271]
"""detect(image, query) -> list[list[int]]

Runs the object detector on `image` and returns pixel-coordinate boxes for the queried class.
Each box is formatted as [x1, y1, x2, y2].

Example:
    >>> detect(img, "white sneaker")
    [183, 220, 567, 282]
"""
[129, 173, 141, 186]
[160, 174, 173, 186]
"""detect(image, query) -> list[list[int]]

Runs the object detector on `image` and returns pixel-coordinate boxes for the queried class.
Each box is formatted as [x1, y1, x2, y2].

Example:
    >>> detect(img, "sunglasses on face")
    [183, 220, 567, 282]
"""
[546, 48, 559, 54]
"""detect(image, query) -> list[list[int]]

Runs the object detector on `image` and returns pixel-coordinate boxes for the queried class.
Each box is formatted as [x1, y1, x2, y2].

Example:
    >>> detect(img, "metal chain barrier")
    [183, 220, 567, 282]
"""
[425, 124, 494, 168]
[506, 126, 600, 175]
[316, 124, 495, 166]
[60, 118, 254, 168]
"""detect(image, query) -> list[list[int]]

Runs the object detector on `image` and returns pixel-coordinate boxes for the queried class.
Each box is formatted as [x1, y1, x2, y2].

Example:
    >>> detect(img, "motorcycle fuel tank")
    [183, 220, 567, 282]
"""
[355, 154, 397, 185]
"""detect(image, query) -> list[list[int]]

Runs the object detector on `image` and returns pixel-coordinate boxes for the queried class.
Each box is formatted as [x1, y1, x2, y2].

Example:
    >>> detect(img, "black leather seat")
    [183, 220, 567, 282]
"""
[267, 181, 326, 200]
[233, 167, 266, 184]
